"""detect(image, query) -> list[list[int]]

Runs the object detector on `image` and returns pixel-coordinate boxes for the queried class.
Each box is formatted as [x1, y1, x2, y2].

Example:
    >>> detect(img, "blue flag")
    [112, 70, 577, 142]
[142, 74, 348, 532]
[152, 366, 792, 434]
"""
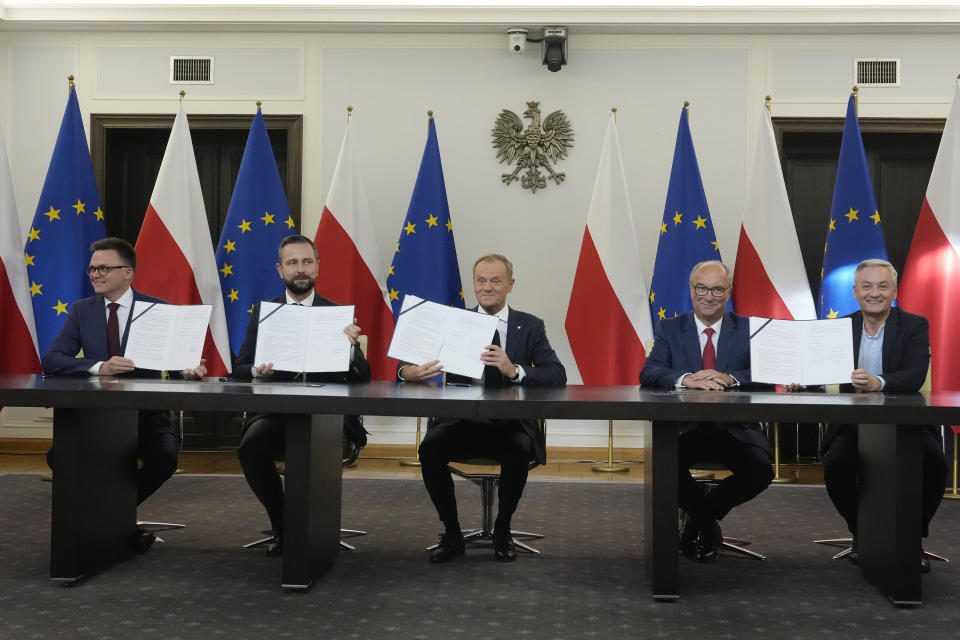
[818, 95, 888, 319]
[214, 107, 295, 355]
[387, 117, 464, 319]
[648, 106, 725, 328]
[25, 85, 106, 357]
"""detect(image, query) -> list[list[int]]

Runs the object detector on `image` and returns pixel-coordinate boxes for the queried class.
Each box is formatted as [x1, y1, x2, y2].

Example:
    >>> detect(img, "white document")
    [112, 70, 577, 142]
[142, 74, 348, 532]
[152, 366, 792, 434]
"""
[387, 294, 500, 379]
[253, 302, 354, 373]
[124, 302, 212, 371]
[749, 316, 854, 385]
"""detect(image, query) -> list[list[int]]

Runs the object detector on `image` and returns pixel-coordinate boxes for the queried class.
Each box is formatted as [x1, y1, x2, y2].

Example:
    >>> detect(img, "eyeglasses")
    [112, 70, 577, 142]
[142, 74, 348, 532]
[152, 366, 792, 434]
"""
[693, 284, 728, 297]
[86, 265, 130, 276]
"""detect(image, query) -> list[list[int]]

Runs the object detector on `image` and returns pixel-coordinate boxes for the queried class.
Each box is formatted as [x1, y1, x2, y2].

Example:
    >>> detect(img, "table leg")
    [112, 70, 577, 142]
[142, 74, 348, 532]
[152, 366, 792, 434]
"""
[50, 407, 139, 583]
[281, 413, 342, 589]
[644, 420, 680, 600]
[858, 423, 922, 606]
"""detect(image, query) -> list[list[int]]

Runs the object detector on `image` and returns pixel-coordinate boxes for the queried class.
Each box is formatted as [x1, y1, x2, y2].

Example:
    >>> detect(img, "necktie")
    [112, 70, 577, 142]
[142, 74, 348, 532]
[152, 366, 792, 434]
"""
[484, 330, 503, 389]
[107, 302, 121, 358]
[701, 327, 716, 370]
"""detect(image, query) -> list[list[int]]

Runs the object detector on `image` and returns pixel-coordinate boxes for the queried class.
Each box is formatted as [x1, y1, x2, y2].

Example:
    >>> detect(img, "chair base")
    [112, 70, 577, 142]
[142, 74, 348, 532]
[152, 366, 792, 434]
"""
[426, 529, 544, 555]
[814, 536, 950, 562]
[244, 529, 366, 552]
[720, 536, 766, 560]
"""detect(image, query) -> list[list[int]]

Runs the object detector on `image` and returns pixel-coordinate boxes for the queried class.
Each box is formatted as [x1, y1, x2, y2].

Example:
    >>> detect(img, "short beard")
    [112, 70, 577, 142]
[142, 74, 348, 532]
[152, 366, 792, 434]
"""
[284, 276, 316, 296]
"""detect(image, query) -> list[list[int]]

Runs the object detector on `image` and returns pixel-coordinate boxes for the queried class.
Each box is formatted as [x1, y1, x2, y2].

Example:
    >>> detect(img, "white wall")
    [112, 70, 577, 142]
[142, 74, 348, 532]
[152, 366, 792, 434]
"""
[2, 27, 958, 445]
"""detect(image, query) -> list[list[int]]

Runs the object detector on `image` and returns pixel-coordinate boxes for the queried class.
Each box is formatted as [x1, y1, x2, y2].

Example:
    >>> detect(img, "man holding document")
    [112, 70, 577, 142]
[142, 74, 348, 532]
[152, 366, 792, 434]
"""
[639, 260, 773, 563]
[396, 254, 566, 563]
[42, 237, 207, 553]
[235, 234, 370, 557]
[816, 259, 946, 572]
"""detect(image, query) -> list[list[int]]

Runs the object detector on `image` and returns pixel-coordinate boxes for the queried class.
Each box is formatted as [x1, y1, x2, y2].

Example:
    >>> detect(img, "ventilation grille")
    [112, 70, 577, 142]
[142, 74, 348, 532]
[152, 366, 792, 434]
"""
[855, 58, 900, 87]
[170, 56, 214, 84]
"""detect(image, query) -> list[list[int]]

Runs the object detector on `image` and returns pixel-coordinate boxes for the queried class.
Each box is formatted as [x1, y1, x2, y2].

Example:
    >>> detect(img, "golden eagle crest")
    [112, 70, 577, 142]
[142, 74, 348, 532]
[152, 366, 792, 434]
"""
[492, 101, 574, 193]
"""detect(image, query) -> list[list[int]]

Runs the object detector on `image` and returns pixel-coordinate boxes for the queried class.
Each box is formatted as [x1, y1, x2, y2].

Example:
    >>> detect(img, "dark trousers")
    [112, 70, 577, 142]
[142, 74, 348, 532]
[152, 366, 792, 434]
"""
[237, 413, 287, 535]
[418, 419, 535, 533]
[823, 425, 947, 537]
[678, 423, 774, 523]
[45, 409, 179, 506]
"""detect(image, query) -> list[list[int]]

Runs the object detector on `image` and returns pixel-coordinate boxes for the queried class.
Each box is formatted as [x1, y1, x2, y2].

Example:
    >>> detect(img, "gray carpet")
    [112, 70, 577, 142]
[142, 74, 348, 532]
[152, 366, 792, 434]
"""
[0, 472, 958, 639]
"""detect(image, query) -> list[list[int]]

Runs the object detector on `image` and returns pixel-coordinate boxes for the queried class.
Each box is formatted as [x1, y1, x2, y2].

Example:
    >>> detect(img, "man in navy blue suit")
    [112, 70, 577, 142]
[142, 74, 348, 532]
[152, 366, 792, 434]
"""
[819, 259, 946, 572]
[399, 254, 566, 563]
[42, 237, 206, 552]
[639, 260, 773, 562]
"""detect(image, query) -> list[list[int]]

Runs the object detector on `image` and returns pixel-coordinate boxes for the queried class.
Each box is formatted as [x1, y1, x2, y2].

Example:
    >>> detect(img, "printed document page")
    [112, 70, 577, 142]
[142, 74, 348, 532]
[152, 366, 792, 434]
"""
[749, 317, 853, 385]
[125, 303, 211, 371]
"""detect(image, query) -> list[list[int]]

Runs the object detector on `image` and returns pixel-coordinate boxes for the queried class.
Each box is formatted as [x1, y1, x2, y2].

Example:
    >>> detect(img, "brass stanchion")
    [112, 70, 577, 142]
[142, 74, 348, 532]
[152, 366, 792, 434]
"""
[771, 422, 798, 484]
[592, 419, 628, 472]
[944, 429, 960, 499]
[399, 416, 422, 467]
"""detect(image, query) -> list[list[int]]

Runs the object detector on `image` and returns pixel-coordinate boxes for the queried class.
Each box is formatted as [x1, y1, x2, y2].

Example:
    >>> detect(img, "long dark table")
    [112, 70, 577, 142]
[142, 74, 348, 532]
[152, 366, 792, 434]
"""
[1, 374, 958, 604]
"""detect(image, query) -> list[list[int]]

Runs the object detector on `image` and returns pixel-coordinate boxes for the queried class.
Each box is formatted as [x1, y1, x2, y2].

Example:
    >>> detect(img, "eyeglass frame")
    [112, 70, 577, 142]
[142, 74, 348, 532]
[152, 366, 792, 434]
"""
[692, 283, 728, 297]
[86, 264, 132, 276]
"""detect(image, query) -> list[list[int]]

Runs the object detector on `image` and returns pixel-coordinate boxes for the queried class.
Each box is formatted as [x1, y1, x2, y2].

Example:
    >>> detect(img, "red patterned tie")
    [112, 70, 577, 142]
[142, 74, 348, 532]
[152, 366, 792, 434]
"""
[107, 302, 121, 358]
[701, 327, 716, 370]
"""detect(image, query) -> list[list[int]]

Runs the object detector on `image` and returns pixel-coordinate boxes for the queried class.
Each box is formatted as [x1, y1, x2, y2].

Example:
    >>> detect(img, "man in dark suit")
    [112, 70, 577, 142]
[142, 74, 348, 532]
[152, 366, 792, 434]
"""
[639, 260, 773, 563]
[42, 236, 207, 552]
[399, 253, 566, 563]
[235, 234, 370, 557]
[820, 258, 947, 572]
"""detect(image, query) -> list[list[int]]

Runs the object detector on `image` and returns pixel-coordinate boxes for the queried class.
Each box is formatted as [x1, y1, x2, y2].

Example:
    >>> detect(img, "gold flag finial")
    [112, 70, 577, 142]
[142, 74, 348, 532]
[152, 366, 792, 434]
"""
[427, 109, 434, 119]
[852, 85, 859, 114]
[67, 74, 75, 96]
[256, 100, 262, 109]
[67, 74, 74, 86]
[179, 90, 186, 104]
[611, 106, 618, 122]
[765, 95, 772, 112]
[347, 105, 353, 121]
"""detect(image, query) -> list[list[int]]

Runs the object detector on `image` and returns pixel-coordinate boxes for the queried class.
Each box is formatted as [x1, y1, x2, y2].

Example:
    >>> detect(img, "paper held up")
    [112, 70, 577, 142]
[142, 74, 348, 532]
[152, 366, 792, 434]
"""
[124, 302, 212, 371]
[749, 316, 854, 386]
[253, 302, 355, 373]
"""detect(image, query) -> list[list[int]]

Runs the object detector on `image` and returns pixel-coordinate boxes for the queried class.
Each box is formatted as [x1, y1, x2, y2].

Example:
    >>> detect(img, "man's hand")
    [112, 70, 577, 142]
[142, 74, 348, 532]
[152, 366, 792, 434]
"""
[480, 344, 515, 377]
[784, 383, 806, 392]
[182, 358, 207, 380]
[681, 369, 733, 390]
[400, 360, 443, 382]
[255, 363, 275, 377]
[99, 356, 136, 376]
[851, 368, 882, 392]
[343, 323, 361, 345]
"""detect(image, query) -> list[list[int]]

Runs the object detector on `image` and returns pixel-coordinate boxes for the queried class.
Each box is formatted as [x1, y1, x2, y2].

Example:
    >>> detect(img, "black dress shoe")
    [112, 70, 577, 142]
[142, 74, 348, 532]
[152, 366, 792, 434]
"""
[265, 538, 283, 557]
[430, 532, 465, 563]
[920, 554, 932, 574]
[133, 527, 156, 554]
[493, 531, 517, 563]
[679, 520, 700, 559]
[694, 520, 722, 563]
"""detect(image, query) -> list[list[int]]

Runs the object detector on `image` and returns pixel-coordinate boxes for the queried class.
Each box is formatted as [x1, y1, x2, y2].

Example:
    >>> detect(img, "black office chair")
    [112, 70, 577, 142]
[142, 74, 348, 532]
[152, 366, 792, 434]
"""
[684, 460, 766, 560]
[137, 409, 187, 541]
[426, 419, 546, 555]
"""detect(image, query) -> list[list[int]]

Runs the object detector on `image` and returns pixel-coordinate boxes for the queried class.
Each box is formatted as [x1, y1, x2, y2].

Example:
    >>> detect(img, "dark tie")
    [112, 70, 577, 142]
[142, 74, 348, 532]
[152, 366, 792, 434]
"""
[484, 329, 503, 389]
[701, 327, 716, 370]
[107, 302, 121, 358]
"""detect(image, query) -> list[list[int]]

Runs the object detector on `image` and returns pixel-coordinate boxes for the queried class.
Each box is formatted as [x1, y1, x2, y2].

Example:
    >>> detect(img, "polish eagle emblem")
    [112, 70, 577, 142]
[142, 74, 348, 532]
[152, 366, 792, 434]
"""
[491, 101, 574, 193]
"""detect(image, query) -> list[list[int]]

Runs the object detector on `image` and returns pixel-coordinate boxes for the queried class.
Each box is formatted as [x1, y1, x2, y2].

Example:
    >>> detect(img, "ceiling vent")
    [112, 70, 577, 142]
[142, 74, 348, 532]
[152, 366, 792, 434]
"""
[170, 56, 214, 84]
[854, 58, 900, 87]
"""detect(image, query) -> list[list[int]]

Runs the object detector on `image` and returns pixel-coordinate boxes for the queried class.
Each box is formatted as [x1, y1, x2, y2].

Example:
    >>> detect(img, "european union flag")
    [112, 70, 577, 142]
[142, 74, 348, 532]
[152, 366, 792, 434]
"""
[25, 84, 106, 357]
[214, 107, 296, 355]
[818, 95, 888, 319]
[648, 106, 725, 328]
[387, 116, 464, 318]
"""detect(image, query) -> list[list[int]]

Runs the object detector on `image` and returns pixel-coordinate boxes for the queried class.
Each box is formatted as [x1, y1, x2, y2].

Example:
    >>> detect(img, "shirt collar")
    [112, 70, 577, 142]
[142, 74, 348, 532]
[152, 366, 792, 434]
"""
[694, 314, 722, 336]
[477, 304, 509, 325]
[104, 286, 134, 309]
[286, 290, 315, 306]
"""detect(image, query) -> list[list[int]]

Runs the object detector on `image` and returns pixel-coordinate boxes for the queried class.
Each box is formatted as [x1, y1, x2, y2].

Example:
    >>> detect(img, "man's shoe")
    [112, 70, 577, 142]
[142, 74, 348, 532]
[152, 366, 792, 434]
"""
[430, 532, 465, 563]
[679, 520, 700, 559]
[694, 520, 722, 563]
[265, 538, 283, 557]
[920, 554, 932, 574]
[133, 527, 156, 554]
[848, 537, 859, 565]
[493, 531, 517, 563]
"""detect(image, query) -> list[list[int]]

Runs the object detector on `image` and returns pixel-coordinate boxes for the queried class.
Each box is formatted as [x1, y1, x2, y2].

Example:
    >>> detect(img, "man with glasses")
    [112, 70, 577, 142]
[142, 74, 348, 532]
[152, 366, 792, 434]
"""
[398, 253, 566, 563]
[639, 260, 773, 563]
[42, 237, 206, 553]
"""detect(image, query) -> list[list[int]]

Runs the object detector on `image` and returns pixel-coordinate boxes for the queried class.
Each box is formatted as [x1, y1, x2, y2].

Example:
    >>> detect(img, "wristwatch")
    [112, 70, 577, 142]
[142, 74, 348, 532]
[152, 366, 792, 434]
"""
[510, 365, 521, 382]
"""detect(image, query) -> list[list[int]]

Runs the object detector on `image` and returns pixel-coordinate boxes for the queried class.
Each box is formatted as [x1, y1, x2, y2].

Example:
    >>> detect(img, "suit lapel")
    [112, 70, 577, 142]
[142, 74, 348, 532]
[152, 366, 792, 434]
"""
[90, 294, 110, 359]
[716, 312, 735, 371]
[505, 307, 522, 363]
[850, 311, 864, 367]
[681, 313, 702, 371]
[881, 307, 899, 374]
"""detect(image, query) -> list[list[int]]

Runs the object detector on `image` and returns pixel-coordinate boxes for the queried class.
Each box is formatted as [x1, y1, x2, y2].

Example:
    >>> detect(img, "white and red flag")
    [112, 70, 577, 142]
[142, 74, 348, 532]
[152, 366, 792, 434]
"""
[133, 104, 231, 376]
[732, 107, 816, 320]
[314, 117, 396, 380]
[0, 124, 41, 377]
[900, 81, 960, 427]
[566, 114, 652, 384]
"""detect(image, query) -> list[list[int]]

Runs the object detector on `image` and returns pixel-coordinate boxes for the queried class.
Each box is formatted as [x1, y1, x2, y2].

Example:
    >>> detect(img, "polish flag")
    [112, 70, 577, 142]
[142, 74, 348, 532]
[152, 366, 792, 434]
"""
[133, 104, 231, 376]
[314, 117, 396, 380]
[0, 124, 41, 379]
[566, 114, 652, 384]
[900, 81, 960, 430]
[732, 107, 816, 321]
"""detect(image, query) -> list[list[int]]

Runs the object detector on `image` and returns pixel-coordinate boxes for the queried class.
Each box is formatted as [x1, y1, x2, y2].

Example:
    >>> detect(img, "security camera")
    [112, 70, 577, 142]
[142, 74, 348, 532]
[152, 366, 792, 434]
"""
[542, 26, 568, 72]
[508, 28, 528, 54]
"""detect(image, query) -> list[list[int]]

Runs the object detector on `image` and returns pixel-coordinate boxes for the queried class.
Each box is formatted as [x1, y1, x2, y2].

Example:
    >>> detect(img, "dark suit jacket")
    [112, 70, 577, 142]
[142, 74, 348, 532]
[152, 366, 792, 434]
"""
[823, 306, 932, 451]
[638, 311, 769, 450]
[41, 287, 168, 379]
[235, 293, 371, 385]
[402, 306, 567, 465]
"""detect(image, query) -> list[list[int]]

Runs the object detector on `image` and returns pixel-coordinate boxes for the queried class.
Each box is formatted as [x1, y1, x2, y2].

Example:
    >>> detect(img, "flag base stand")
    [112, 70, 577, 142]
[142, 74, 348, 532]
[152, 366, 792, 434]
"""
[400, 417, 423, 467]
[591, 420, 629, 473]
[771, 422, 798, 483]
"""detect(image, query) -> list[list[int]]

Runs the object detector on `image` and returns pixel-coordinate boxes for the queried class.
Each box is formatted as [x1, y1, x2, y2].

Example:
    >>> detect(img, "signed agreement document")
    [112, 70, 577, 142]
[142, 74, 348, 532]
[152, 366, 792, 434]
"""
[124, 302, 212, 371]
[749, 317, 853, 385]
[387, 294, 499, 379]
[253, 302, 355, 373]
